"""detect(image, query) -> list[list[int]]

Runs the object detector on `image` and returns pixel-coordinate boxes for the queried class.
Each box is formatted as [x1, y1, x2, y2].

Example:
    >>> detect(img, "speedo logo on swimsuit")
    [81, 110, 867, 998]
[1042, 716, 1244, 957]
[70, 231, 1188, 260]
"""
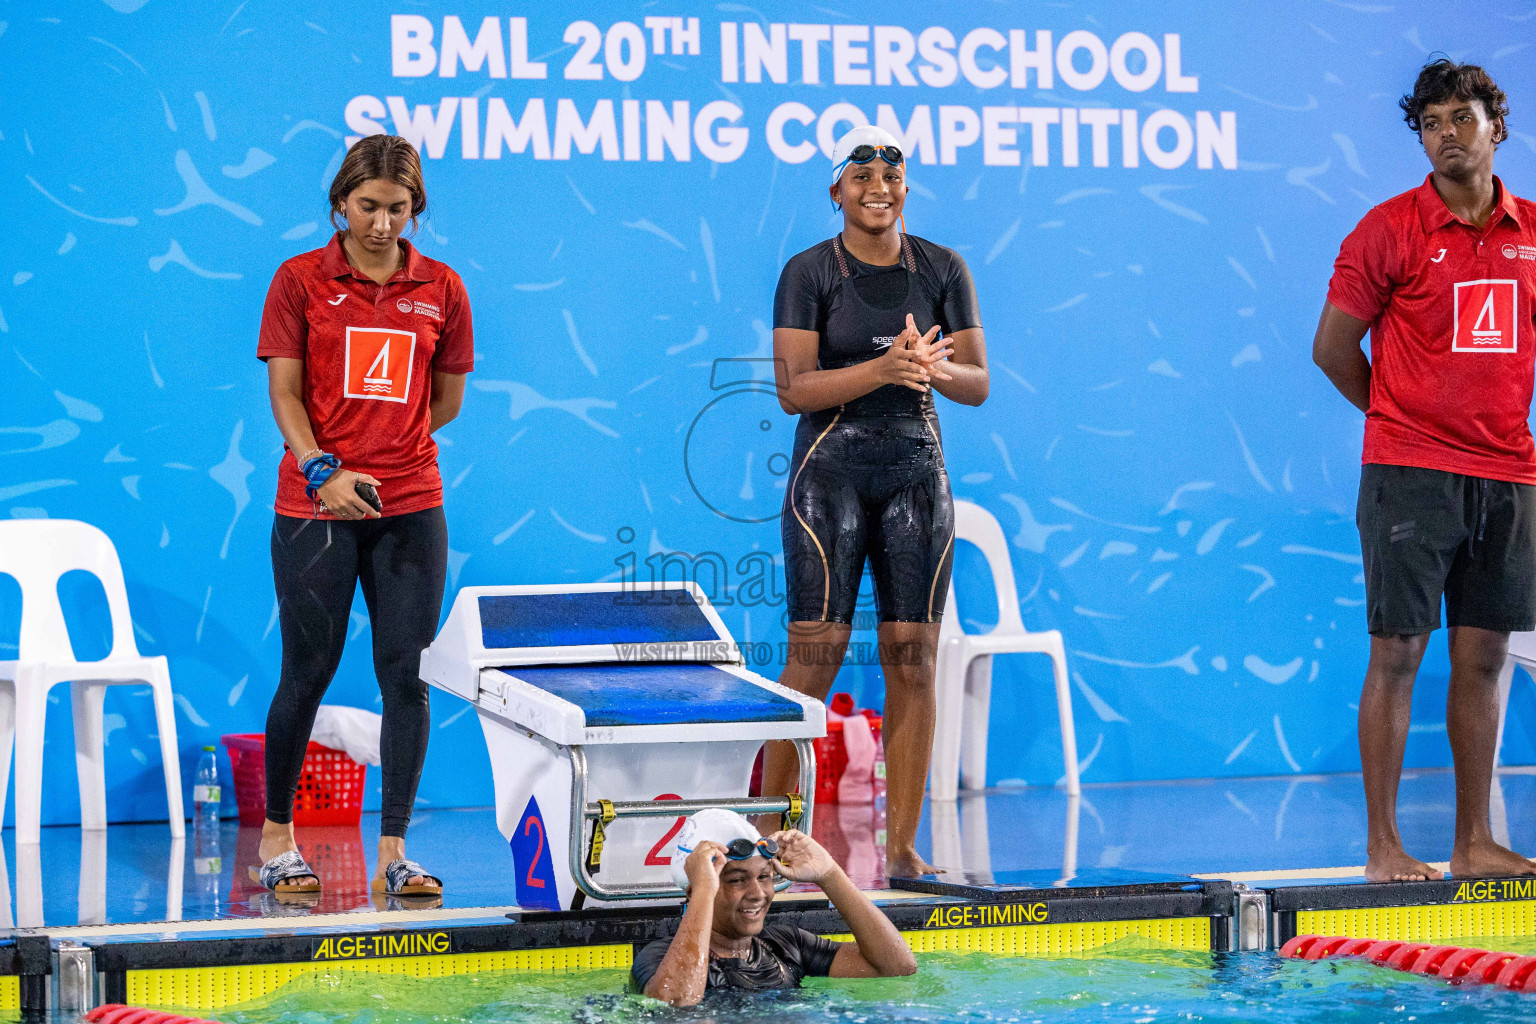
[872, 336, 897, 349]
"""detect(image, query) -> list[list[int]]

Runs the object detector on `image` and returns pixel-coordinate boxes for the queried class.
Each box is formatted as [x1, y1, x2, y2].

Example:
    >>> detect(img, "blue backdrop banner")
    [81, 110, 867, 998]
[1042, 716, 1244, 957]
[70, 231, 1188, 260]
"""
[4, 1, 1534, 824]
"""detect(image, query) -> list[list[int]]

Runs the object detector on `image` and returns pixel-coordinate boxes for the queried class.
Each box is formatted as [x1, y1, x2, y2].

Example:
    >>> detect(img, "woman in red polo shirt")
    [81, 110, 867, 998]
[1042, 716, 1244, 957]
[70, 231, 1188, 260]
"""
[255, 134, 473, 898]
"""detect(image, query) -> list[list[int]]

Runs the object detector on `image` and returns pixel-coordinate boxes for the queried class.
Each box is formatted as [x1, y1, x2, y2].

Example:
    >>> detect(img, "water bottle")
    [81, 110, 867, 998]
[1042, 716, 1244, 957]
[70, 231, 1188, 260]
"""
[193, 746, 221, 827]
[193, 812, 222, 899]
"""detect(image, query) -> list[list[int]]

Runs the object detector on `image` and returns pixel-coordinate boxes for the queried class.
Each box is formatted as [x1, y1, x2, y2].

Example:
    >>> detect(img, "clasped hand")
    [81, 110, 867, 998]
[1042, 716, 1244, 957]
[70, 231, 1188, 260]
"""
[878, 313, 954, 392]
[317, 469, 382, 519]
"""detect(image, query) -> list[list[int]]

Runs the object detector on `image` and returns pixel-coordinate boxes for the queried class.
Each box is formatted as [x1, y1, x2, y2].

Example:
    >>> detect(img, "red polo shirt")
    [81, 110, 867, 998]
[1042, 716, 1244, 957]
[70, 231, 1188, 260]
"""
[1329, 174, 1536, 484]
[257, 234, 474, 518]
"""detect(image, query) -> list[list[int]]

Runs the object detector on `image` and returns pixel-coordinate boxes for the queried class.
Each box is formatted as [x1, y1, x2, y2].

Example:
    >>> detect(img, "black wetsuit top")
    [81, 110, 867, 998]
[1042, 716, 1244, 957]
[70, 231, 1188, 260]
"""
[630, 923, 841, 993]
[774, 234, 980, 623]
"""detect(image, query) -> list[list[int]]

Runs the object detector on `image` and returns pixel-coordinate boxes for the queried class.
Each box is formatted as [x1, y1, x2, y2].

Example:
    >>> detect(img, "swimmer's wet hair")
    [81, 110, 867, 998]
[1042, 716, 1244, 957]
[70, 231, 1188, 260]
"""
[1400, 57, 1508, 142]
[329, 134, 429, 232]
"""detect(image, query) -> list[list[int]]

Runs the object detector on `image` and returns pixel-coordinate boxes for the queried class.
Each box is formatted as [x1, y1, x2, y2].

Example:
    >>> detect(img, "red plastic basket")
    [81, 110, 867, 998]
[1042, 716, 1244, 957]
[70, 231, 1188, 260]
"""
[814, 698, 883, 806]
[222, 733, 368, 826]
[749, 694, 883, 805]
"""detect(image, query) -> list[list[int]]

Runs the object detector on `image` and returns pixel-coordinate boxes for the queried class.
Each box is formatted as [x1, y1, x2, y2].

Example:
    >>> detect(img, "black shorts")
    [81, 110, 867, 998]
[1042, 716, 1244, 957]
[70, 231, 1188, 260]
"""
[1357, 463, 1536, 636]
[782, 413, 954, 624]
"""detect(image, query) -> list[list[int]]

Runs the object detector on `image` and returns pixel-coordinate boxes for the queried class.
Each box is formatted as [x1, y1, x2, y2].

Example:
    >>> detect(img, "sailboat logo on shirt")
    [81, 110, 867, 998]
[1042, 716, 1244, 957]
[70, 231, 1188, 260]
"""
[1452, 279, 1518, 353]
[362, 342, 394, 393]
[344, 327, 417, 402]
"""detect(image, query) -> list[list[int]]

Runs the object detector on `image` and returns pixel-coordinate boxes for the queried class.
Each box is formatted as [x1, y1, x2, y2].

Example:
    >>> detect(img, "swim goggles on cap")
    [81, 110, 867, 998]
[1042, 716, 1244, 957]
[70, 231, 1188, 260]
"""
[676, 836, 780, 869]
[833, 144, 903, 182]
[678, 837, 780, 862]
[725, 837, 779, 860]
[678, 835, 780, 859]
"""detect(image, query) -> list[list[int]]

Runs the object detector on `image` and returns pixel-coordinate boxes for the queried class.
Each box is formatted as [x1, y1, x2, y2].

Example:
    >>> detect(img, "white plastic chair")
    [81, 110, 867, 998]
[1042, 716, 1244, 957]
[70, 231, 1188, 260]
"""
[0, 520, 185, 844]
[1496, 630, 1536, 770]
[930, 500, 1080, 800]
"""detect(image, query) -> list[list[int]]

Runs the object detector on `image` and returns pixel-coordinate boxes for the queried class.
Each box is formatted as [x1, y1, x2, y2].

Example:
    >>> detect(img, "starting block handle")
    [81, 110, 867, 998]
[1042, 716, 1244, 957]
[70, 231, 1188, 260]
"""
[567, 739, 817, 902]
[582, 795, 797, 819]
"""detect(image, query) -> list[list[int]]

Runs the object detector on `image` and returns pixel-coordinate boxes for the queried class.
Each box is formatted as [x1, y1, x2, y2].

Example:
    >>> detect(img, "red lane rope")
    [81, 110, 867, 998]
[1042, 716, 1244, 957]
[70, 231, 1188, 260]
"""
[84, 1006, 226, 1024]
[1437, 947, 1493, 980]
[1280, 934, 1536, 991]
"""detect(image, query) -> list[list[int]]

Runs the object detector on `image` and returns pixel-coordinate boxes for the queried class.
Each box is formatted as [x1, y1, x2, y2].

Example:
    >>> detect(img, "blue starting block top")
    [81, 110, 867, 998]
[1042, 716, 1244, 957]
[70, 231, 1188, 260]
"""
[499, 663, 804, 727]
[478, 592, 720, 650]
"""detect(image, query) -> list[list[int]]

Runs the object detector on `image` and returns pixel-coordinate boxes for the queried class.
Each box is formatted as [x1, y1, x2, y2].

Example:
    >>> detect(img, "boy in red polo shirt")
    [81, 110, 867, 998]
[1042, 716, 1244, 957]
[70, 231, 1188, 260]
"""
[1315, 59, 1536, 882]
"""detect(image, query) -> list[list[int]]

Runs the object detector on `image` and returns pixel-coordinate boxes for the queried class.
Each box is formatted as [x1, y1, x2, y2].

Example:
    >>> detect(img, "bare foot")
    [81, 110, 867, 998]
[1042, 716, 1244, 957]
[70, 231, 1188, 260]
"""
[1450, 838, 1536, 879]
[886, 850, 942, 878]
[1364, 842, 1443, 882]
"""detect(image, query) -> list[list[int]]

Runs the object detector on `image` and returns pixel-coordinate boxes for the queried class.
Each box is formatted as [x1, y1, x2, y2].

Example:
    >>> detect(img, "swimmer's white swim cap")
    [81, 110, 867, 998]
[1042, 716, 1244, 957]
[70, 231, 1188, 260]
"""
[668, 808, 763, 891]
[831, 124, 905, 183]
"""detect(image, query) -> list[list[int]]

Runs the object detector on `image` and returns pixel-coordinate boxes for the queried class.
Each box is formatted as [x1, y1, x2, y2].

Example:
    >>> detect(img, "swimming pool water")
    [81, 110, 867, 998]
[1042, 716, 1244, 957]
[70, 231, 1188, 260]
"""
[207, 938, 1536, 1024]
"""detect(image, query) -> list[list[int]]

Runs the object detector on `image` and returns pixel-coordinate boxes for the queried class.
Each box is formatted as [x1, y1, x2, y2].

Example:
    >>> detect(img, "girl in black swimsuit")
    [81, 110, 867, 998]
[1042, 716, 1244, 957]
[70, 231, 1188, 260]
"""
[760, 126, 990, 877]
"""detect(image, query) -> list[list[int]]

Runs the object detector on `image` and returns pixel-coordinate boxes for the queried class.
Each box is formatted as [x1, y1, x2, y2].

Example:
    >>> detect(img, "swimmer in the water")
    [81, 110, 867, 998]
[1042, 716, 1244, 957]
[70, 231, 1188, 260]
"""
[634, 809, 916, 1006]
[758, 125, 990, 877]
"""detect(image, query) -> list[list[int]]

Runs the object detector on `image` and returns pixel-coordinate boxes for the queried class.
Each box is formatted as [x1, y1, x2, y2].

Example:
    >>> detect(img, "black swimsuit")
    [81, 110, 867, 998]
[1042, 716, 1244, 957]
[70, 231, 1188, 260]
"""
[630, 922, 841, 993]
[773, 234, 981, 624]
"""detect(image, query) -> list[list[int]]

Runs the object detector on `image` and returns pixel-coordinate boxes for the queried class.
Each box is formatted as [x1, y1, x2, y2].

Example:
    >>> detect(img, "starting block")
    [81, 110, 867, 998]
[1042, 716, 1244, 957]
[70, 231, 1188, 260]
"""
[420, 582, 823, 908]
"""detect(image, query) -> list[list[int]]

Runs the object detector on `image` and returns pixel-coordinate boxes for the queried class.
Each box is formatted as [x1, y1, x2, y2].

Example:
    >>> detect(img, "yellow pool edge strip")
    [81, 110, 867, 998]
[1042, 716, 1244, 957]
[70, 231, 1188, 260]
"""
[126, 917, 1211, 1012]
[1298, 899, 1536, 944]
[126, 943, 636, 1011]
[0, 975, 16, 1012]
[885, 916, 1208, 957]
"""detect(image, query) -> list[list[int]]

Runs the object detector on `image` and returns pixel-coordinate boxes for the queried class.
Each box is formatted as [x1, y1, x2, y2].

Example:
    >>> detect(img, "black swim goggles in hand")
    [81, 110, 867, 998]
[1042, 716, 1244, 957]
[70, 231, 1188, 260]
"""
[724, 837, 779, 861]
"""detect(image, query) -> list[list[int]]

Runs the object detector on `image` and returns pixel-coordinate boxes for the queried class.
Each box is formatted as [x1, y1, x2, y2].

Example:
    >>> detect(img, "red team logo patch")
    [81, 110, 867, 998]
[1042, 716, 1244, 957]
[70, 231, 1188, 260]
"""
[1453, 279, 1518, 353]
[344, 327, 416, 402]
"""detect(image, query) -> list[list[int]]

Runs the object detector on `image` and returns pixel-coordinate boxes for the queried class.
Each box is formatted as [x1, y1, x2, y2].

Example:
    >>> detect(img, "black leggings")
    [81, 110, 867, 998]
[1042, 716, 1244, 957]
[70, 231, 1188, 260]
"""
[267, 508, 447, 837]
